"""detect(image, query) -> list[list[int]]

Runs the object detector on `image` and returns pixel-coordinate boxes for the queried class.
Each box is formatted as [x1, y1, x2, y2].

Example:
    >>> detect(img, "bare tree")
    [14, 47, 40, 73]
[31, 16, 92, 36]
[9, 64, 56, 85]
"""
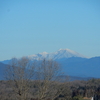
[5, 58, 69, 100]
[5, 57, 35, 100]
[34, 59, 69, 100]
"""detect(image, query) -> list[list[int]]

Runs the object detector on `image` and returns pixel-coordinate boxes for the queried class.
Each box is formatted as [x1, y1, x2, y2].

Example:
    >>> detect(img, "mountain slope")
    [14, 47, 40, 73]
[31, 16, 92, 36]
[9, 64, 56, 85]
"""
[0, 62, 7, 80]
[59, 57, 100, 78]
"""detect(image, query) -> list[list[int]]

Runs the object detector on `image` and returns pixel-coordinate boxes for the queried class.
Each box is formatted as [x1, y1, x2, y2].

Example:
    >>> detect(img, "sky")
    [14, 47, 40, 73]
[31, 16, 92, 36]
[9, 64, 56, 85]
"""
[0, 0, 100, 61]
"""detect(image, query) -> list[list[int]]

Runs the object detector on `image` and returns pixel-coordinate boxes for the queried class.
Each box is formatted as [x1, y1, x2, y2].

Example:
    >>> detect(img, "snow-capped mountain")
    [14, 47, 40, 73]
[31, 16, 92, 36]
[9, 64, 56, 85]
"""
[28, 49, 87, 60]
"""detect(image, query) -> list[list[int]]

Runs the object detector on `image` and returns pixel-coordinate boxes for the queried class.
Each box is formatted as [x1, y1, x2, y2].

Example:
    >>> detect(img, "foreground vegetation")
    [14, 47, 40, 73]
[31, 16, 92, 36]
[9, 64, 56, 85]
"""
[1, 78, 100, 100]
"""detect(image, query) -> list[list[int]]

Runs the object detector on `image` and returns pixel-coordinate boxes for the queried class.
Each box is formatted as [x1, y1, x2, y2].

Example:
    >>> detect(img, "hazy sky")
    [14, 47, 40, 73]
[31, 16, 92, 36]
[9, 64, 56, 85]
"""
[0, 0, 100, 60]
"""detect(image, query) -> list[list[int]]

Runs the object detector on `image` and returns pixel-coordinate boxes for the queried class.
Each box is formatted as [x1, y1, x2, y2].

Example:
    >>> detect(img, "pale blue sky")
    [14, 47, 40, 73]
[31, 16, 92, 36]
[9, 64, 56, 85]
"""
[0, 0, 100, 60]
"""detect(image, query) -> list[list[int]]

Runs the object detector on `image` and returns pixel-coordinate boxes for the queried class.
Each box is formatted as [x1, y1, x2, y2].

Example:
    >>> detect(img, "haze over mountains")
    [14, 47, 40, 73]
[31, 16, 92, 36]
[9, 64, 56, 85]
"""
[0, 49, 100, 79]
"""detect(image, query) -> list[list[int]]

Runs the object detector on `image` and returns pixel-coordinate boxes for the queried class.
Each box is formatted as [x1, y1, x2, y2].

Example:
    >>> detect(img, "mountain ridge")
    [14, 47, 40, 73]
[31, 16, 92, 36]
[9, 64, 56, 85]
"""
[28, 49, 88, 60]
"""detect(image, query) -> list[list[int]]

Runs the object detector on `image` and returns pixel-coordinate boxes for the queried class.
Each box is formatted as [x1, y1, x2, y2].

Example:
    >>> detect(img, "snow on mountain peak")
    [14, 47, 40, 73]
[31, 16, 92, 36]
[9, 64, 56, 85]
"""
[28, 49, 87, 60]
[58, 48, 77, 53]
[28, 52, 48, 60]
[51, 48, 86, 59]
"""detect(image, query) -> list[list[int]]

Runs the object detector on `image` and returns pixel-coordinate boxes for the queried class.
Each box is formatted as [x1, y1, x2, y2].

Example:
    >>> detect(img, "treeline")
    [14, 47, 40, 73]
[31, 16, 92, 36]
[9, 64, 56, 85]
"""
[0, 57, 100, 100]
[0, 79, 100, 100]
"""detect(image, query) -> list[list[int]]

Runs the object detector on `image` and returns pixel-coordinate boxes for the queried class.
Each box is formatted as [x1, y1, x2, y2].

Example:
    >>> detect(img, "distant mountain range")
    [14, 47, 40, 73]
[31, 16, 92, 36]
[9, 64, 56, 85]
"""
[0, 49, 100, 79]
[28, 49, 87, 60]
